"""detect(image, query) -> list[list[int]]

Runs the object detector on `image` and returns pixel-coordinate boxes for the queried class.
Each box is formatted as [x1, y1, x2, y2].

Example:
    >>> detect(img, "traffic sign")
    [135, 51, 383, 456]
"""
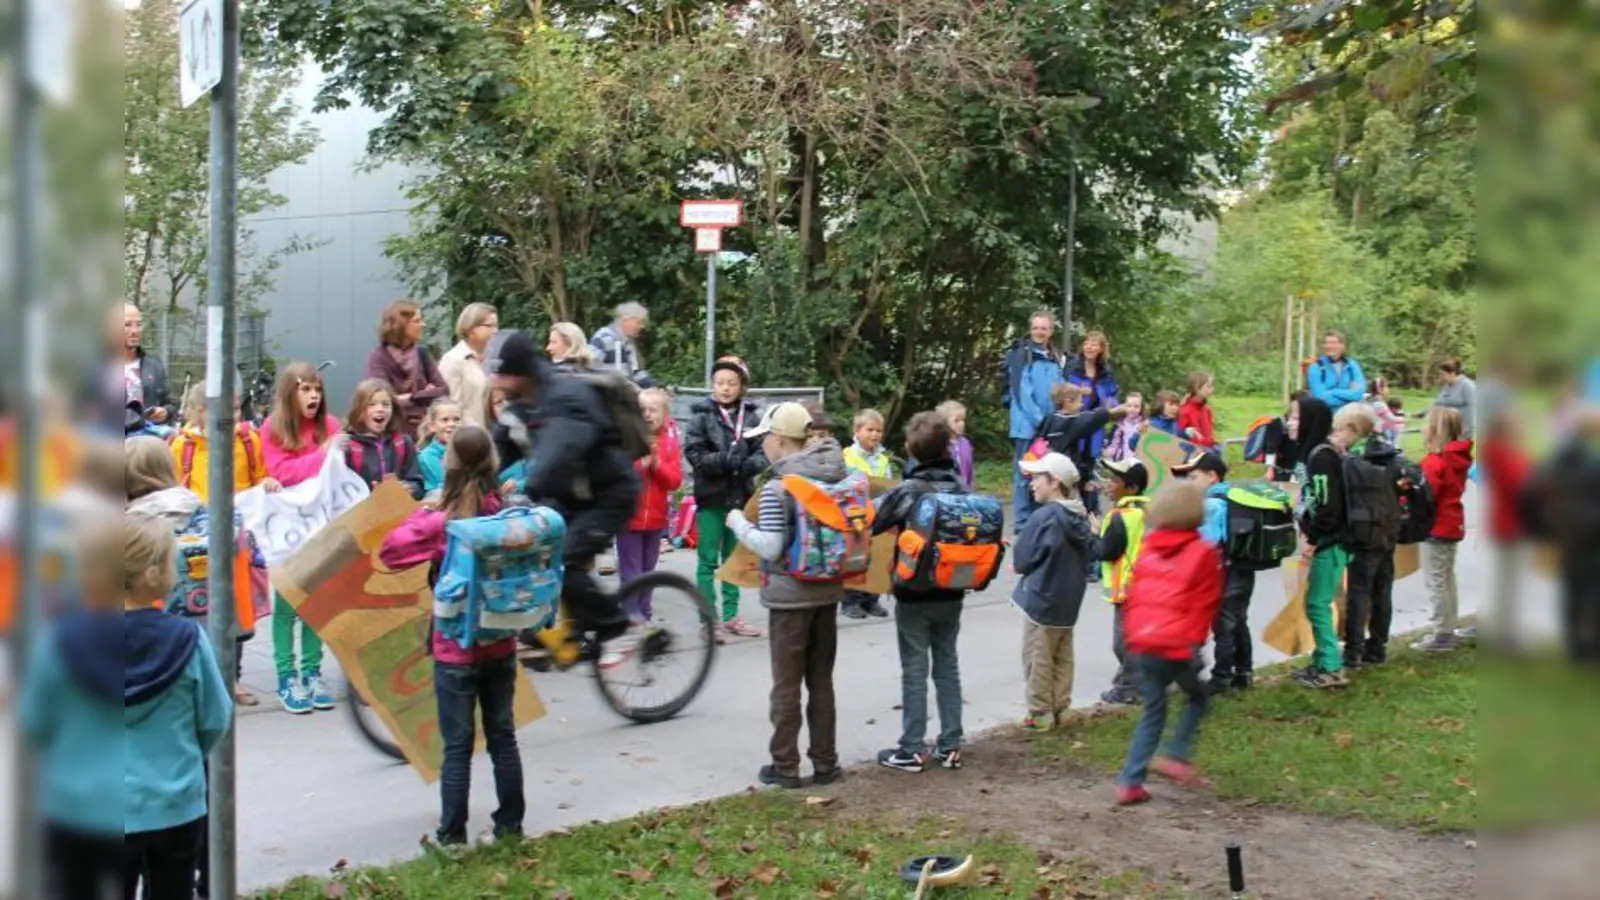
[179, 0, 223, 108]
[680, 199, 743, 228]
[693, 228, 722, 254]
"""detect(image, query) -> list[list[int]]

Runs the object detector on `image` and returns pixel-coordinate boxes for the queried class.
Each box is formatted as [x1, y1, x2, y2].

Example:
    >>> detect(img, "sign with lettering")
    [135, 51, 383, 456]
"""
[236, 451, 370, 565]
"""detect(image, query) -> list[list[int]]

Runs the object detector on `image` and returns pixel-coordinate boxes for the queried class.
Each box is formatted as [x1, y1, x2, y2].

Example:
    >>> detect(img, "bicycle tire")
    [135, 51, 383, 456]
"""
[592, 571, 717, 724]
[347, 681, 406, 762]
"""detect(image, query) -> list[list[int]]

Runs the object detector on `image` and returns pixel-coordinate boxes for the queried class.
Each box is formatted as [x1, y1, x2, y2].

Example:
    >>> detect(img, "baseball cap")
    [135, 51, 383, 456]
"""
[1018, 452, 1080, 487]
[743, 402, 812, 440]
[1100, 457, 1149, 493]
[1171, 450, 1228, 479]
[486, 330, 541, 379]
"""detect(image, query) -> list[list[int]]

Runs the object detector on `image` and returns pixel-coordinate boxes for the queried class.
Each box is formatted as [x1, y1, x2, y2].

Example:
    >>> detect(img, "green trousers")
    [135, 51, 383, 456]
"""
[272, 593, 324, 680]
[1305, 546, 1350, 672]
[696, 506, 745, 622]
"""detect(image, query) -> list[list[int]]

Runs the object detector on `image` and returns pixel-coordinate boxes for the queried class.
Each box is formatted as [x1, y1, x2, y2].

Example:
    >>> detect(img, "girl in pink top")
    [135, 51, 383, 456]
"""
[260, 362, 343, 714]
[379, 426, 522, 844]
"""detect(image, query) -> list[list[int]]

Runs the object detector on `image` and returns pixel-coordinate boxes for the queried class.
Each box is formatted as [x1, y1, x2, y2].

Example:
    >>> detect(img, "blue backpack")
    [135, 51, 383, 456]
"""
[432, 507, 566, 650]
[893, 492, 1006, 592]
[168, 507, 213, 617]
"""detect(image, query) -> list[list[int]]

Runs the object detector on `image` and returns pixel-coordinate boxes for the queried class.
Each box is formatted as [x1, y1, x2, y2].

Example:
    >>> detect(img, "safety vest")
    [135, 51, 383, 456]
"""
[1101, 495, 1150, 604]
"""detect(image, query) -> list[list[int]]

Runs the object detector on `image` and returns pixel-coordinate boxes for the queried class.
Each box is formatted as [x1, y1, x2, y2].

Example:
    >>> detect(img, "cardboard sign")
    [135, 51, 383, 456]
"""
[236, 451, 371, 566]
[272, 479, 545, 783]
[1133, 428, 1187, 496]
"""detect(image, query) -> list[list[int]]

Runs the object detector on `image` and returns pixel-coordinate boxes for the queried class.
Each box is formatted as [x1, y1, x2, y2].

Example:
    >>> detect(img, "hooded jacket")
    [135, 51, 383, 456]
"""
[1307, 354, 1367, 412]
[1010, 497, 1097, 628]
[1296, 397, 1346, 549]
[1422, 439, 1474, 541]
[629, 422, 685, 532]
[871, 457, 969, 604]
[262, 413, 342, 487]
[1178, 396, 1217, 449]
[1124, 529, 1225, 660]
[728, 438, 850, 611]
[1006, 342, 1067, 441]
[170, 422, 268, 501]
[682, 396, 767, 510]
[346, 430, 425, 499]
[1199, 482, 1231, 547]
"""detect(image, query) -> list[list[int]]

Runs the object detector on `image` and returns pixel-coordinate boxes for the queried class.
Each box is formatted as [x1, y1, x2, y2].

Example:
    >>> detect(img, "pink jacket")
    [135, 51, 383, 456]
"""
[379, 494, 516, 665]
[262, 414, 342, 486]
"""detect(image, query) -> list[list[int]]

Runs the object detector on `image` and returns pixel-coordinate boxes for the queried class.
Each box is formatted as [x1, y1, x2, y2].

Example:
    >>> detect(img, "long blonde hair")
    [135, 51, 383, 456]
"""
[125, 436, 178, 500]
[548, 322, 595, 365]
[1424, 406, 1464, 455]
[417, 398, 463, 448]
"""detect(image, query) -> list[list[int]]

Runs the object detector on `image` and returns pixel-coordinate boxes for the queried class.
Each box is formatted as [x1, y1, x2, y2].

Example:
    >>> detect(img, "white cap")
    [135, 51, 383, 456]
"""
[1018, 452, 1080, 487]
[742, 402, 811, 440]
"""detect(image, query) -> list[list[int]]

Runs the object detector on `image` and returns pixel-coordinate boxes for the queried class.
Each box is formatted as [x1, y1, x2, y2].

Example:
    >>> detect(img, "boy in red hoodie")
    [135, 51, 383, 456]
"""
[1114, 481, 1225, 806]
[1413, 407, 1474, 651]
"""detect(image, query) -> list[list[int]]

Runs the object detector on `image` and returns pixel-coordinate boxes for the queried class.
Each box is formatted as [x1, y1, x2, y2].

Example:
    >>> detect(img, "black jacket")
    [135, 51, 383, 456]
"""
[494, 356, 641, 518]
[872, 458, 968, 604]
[683, 397, 768, 510]
[346, 431, 425, 499]
[1038, 408, 1113, 468]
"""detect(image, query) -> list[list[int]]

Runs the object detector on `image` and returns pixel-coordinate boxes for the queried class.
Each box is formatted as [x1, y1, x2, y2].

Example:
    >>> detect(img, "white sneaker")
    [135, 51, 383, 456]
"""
[599, 634, 638, 671]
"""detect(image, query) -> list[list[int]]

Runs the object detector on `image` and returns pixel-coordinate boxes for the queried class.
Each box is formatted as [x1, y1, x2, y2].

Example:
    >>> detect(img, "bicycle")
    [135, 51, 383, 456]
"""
[349, 570, 718, 762]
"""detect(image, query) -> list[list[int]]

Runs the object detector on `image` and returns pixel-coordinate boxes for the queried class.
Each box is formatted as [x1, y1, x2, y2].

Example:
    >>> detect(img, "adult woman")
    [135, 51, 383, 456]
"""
[437, 303, 499, 429]
[363, 300, 450, 433]
[546, 322, 596, 371]
[1434, 359, 1478, 438]
[1065, 330, 1120, 466]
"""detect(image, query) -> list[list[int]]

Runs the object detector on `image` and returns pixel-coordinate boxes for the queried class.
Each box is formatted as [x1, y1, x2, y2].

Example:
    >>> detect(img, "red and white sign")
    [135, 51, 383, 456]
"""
[680, 199, 743, 228]
[693, 228, 723, 254]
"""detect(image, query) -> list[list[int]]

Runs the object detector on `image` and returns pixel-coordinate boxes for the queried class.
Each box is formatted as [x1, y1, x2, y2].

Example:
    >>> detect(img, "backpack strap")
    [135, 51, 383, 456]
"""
[181, 437, 197, 490]
[349, 440, 364, 478]
[238, 423, 264, 483]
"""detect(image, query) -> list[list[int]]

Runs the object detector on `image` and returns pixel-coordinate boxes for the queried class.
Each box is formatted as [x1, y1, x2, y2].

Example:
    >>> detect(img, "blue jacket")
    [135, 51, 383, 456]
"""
[1200, 482, 1230, 547]
[1006, 342, 1066, 441]
[1065, 356, 1120, 459]
[418, 440, 447, 494]
[1307, 355, 1367, 412]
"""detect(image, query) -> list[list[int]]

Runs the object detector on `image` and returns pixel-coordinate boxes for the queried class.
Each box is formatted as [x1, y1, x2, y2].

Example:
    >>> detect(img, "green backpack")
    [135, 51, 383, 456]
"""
[1223, 483, 1297, 571]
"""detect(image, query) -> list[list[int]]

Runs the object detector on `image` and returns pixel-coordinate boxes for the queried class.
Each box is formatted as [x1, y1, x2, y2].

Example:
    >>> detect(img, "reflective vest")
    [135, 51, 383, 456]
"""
[1101, 495, 1150, 604]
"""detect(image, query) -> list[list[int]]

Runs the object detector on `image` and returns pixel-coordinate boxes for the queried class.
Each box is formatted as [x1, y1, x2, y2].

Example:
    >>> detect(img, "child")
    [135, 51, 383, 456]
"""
[1113, 481, 1224, 806]
[262, 361, 343, 713]
[1102, 391, 1145, 463]
[1011, 452, 1099, 731]
[417, 397, 464, 495]
[871, 411, 976, 772]
[1177, 372, 1218, 450]
[345, 378, 426, 499]
[684, 356, 768, 639]
[801, 400, 834, 447]
[379, 426, 524, 846]
[841, 408, 893, 619]
[1171, 450, 1254, 693]
[1149, 391, 1181, 437]
[726, 402, 848, 789]
[1335, 404, 1401, 670]
[935, 400, 975, 490]
[1294, 396, 1351, 688]
[619, 388, 684, 623]
[1412, 407, 1473, 651]
[1263, 391, 1306, 484]
[1038, 384, 1129, 582]
[485, 386, 527, 495]
[1096, 458, 1150, 706]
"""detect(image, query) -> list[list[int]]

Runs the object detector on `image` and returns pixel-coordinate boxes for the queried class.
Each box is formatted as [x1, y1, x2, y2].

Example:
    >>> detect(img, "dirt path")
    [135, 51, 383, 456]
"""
[818, 730, 1475, 899]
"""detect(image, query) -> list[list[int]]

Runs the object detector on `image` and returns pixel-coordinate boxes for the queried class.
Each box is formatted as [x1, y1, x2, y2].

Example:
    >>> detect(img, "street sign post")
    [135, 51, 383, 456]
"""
[681, 199, 741, 386]
[179, 0, 223, 108]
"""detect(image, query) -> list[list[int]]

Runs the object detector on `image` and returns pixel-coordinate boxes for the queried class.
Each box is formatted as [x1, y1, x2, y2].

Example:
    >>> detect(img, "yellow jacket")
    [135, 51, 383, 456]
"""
[171, 425, 267, 501]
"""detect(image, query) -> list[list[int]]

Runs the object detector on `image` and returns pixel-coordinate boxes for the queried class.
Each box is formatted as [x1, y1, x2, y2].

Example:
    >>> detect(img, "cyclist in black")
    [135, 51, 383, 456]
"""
[487, 331, 637, 644]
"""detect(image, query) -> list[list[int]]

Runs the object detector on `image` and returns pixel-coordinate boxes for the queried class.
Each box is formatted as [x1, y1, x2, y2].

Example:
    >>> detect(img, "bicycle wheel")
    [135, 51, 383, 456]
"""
[592, 571, 717, 723]
[347, 680, 406, 762]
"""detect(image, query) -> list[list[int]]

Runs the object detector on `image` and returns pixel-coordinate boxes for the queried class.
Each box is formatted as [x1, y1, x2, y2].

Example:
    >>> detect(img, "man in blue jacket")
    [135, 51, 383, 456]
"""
[1307, 330, 1367, 412]
[1004, 312, 1067, 527]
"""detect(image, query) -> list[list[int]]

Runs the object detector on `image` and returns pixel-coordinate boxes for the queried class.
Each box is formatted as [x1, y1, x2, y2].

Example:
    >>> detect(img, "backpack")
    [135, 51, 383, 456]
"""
[1242, 416, 1278, 464]
[432, 506, 566, 650]
[169, 507, 214, 616]
[775, 472, 874, 582]
[1222, 483, 1297, 570]
[893, 491, 1006, 592]
[1340, 448, 1404, 552]
[180, 424, 264, 490]
[348, 433, 410, 482]
[1396, 460, 1437, 545]
[577, 370, 653, 461]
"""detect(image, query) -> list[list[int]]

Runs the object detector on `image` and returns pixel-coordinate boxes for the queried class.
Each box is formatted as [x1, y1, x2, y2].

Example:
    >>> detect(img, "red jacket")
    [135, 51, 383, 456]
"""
[1421, 439, 1474, 541]
[1177, 397, 1216, 449]
[628, 424, 684, 532]
[1481, 435, 1530, 541]
[1124, 529, 1224, 660]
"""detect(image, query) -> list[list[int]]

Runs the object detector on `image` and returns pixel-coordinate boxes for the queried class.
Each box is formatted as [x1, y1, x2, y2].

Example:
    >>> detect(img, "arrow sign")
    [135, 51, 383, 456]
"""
[178, 0, 223, 107]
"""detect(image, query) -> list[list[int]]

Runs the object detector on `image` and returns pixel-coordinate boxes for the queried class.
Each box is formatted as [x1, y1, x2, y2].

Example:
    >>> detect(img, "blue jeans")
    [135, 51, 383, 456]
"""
[1118, 653, 1209, 787]
[895, 600, 964, 754]
[435, 655, 525, 842]
[1012, 439, 1038, 529]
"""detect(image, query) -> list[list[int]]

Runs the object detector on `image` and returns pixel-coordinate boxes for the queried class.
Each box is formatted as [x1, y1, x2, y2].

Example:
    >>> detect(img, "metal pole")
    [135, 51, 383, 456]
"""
[205, 2, 242, 897]
[11, 0, 46, 894]
[1282, 295, 1294, 403]
[1060, 161, 1077, 354]
[704, 251, 717, 387]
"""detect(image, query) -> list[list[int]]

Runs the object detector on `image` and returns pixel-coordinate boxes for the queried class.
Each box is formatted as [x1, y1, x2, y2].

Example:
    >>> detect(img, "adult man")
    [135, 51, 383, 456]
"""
[488, 331, 637, 645]
[1307, 330, 1367, 413]
[1003, 311, 1067, 526]
[589, 302, 657, 387]
[116, 303, 174, 431]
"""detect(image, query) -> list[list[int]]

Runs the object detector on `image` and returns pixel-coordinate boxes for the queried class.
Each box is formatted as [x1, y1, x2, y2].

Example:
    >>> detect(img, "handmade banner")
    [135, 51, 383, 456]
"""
[272, 479, 545, 783]
[1133, 427, 1187, 496]
[717, 476, 898, 594]
[236, 451, 370, 566]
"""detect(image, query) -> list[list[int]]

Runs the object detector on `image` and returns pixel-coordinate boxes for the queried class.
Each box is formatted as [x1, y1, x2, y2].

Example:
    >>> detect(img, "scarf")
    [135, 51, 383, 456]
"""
[387, 344, 421, 392]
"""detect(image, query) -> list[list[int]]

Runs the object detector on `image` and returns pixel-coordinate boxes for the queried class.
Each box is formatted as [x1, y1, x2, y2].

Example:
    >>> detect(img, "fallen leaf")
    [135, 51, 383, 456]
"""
[323, 884, 348, 899]
[739, 840, 758, 855]
[805, 795, 837, 808]
[694, 853, 712, 877]
[1032, 886, 1052, 900]
[614, 867, 654, 883]
[1071, 740, 1086, 750]
[517, 857, 541, 871]
[1333, 732, 1355, 749]
[750, 860, 784, 886]
[816, 877, 841, 898]
[1453, 777, 1472, 788]
[978, 863, 1006, 886]
[713, 875, 741, 898]
[658, 851, 676, 869]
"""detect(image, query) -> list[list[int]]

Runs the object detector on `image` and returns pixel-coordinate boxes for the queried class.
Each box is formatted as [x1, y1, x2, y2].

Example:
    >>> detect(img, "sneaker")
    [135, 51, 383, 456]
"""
[303, 672, 336, 710]
[1411, 634, 1458, 653]
[812, 768, 845, 786]
[933, 748, 963, 770]
[1297, 667, 1350, 689]
[599, 633, 639, 671]
[860, 599, 889, 618]
[758, 765, 803, 790]
[1100, 688, 1140, 706]
[1150, 756, 1211, 788]
[877, 748, 926, 773]
[1454, 625, 1478, 641]
[1115, 784, 1152, 806]
[1020, 714, 1054, 733]
[277, 675, 313, 715]
[840, 602, 867, 620]
[724, 617, 763, 638]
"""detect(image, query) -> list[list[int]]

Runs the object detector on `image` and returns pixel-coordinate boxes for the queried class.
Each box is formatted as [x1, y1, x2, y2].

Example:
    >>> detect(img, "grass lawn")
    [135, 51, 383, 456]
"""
[1032, 644, 1478, 832]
